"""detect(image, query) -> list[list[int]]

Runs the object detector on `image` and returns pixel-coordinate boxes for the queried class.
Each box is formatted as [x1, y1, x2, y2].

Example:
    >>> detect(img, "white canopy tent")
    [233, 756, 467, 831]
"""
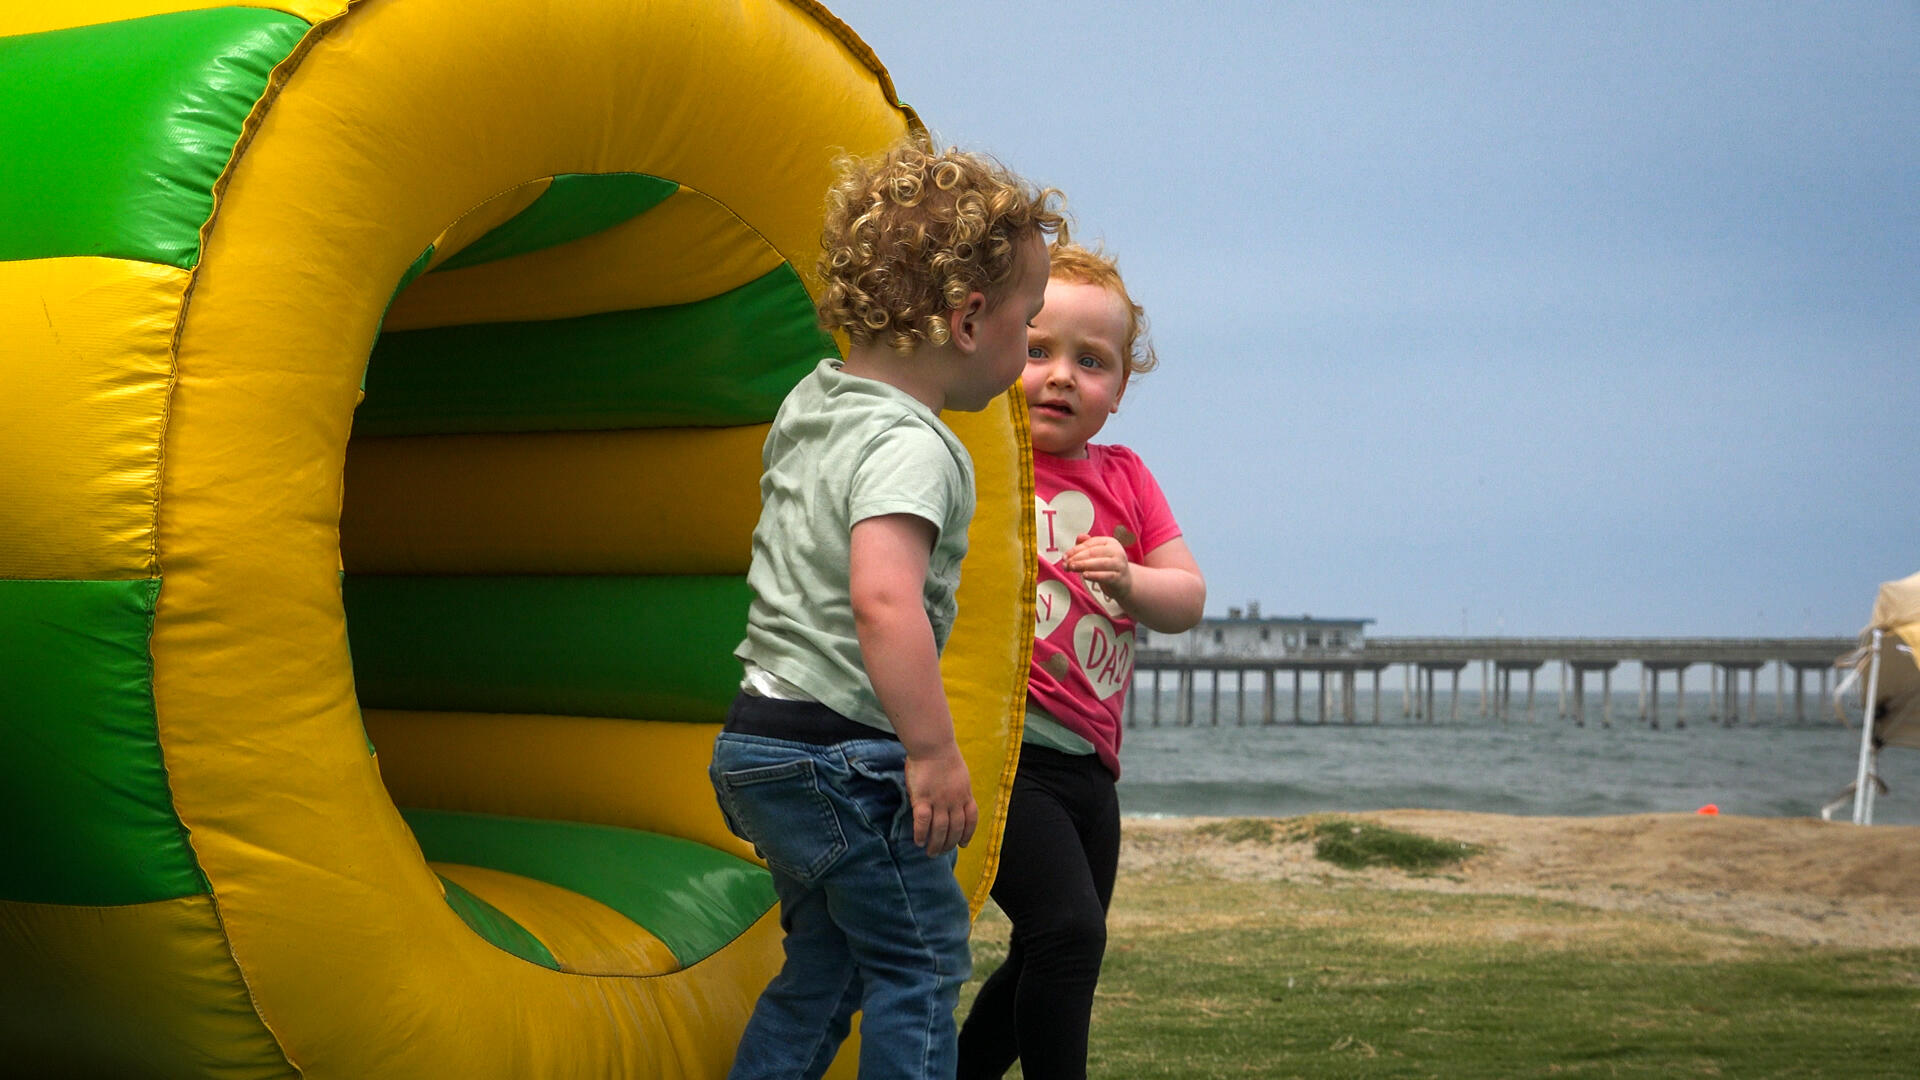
[1828, 572, 1920, 825]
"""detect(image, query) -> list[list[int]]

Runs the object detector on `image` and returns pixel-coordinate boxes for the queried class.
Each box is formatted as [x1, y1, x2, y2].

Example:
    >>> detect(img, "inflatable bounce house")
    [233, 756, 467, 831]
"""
[0, 2, 1033, 1076]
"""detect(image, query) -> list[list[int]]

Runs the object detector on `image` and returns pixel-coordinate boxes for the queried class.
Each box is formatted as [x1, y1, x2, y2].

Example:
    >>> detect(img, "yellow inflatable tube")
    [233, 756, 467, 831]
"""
[0, 2, 1033, 1077]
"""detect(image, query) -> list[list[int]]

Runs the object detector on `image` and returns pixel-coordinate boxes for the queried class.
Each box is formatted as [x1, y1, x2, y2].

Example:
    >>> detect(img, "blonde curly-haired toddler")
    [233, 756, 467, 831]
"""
[711, 131, 1063, 1080]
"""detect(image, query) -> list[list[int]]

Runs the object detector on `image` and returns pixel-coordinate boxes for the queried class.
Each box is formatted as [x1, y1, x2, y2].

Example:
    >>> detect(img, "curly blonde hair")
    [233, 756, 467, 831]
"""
[1047, 242, 1158, 378]
[817, 132, 1066, 354]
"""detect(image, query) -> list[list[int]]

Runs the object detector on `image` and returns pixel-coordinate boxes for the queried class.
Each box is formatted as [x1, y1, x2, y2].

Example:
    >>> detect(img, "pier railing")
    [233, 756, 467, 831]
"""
[1361, 636, 1853, 665]
[1137, 636, 1854, 668]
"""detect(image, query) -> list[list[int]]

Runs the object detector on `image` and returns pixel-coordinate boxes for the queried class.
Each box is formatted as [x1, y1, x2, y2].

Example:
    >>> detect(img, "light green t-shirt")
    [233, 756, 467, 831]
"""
[735, 360, 974, 733]
[1023, 703, 1099, 755]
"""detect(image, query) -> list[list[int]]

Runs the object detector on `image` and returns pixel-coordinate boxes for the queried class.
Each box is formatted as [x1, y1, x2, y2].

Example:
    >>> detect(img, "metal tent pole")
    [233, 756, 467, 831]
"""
[1853, 630, 1884, 826]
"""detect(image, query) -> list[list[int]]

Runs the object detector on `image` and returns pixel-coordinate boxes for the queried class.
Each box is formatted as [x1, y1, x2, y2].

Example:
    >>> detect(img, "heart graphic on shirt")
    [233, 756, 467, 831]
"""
[1035, 579, 1071, 639]
[1112, 524, 1137, 548]
[1072, 613, 1135, 701]
[1034, 490, 1094, 564]
[1041, 652, 1073, 680]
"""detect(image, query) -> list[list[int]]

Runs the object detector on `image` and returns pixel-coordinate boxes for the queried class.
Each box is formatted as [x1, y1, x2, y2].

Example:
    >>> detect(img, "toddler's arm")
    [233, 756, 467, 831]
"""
[1064, 534, 1207, 633]
[848, 513, 979, 856]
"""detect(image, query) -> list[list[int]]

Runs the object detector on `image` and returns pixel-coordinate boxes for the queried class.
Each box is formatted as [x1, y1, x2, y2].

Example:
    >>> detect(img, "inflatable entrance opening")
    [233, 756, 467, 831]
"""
[0, 3, 1032, 1077]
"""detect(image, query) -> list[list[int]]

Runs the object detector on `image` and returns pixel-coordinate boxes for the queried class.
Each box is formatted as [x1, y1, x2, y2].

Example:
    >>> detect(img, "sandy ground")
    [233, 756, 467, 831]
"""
[1120, 811, 1920, 948]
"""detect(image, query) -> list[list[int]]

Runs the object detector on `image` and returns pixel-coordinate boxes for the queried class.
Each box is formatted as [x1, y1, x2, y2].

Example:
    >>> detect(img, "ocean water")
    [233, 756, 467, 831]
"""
[1113, 689, 1919, 825]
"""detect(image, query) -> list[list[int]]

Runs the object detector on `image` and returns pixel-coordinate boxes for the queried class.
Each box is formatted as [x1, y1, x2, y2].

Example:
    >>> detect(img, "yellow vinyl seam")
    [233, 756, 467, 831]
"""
[152, 6, 352, 1074]
[775, 0, 923, 132]
[420, 179, 555, 273]
[974, 389, 1037, 914]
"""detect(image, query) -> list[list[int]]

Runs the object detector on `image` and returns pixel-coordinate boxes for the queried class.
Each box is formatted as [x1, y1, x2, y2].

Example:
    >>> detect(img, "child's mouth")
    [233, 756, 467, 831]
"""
[1033, 402, 1073, 417]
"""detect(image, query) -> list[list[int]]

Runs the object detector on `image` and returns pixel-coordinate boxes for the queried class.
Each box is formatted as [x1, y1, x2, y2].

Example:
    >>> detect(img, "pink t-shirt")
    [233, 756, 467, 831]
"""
[1027, 444, 1183, 777]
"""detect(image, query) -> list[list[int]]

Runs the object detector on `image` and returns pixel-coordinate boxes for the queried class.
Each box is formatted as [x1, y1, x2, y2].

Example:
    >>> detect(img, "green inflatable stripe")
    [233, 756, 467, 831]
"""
[356, 264, 835, 435]
[0, 578, 208, 905]
[435, 873, 562, 971]
[389, 244, 437, 308]
[404, 809, 775, 969]
[365, 244, 437, 393]
[344, 574, 749, 722]
[435, 173, 678, 272]
[0, 7, 310, 268]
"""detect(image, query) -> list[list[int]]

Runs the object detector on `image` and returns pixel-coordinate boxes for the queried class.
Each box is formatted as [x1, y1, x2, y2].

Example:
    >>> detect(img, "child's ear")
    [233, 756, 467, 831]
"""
[948, 292, 988, 352]
[1112, 370, 1129, 413]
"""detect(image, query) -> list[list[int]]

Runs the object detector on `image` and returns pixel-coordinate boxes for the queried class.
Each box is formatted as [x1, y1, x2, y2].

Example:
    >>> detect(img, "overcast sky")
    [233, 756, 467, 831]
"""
[825, 1, 1917, 637]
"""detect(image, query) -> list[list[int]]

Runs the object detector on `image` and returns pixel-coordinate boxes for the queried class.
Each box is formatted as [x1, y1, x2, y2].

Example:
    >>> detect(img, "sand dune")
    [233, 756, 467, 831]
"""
[1121, 811, 1920, 948]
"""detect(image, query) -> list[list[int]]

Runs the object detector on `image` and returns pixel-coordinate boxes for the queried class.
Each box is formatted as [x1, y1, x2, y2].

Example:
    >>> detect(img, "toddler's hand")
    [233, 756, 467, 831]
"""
[904, 743, 977, 856]
[1064, 533, 1133, 601]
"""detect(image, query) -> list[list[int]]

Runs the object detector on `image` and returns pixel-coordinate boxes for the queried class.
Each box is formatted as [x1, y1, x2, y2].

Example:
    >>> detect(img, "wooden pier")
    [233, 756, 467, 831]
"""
[1129, 636, 1857, 730]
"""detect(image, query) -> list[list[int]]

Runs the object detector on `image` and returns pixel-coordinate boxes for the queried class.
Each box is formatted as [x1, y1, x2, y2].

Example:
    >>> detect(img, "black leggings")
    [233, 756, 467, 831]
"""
[957, 744, 1119, 1080]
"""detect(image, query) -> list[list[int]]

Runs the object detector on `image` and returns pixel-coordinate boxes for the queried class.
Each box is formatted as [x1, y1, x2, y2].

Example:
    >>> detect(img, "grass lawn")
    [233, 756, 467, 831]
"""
[961, 824, 1920, 1079]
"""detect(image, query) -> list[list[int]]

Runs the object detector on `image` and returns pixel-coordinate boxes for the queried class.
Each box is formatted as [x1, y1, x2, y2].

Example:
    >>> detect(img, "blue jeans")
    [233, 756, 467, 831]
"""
[711, 731, 972, 1080]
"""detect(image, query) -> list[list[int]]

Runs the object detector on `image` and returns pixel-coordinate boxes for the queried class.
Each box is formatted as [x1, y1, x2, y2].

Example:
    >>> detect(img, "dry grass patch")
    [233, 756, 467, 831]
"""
[961, 813, 1920, 1077]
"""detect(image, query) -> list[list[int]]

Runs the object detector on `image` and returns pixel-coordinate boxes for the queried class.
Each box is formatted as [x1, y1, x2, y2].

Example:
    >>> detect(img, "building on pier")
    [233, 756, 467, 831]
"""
[1141, 600, 1374, 660]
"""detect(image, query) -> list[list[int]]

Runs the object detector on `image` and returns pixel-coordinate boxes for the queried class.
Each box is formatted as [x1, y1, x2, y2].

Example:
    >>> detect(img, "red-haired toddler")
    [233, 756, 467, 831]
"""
[957, 243, 1206, 1080]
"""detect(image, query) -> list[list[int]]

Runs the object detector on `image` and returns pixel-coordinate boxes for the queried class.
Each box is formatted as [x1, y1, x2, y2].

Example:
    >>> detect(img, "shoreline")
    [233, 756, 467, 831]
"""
[1112, 810, 1920, 948]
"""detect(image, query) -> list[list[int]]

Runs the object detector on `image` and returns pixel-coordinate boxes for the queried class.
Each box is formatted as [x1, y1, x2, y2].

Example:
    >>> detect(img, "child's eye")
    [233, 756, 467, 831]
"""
[1028, 347, 1045, 359]
[1078, 354, 1103, 369]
